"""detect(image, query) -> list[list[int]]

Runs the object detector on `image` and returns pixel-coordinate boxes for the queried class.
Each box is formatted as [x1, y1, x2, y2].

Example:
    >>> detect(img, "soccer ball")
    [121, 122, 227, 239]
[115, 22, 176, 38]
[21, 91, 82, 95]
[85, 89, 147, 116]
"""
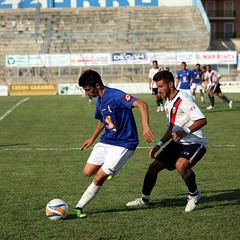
[45, 199, 68, 220]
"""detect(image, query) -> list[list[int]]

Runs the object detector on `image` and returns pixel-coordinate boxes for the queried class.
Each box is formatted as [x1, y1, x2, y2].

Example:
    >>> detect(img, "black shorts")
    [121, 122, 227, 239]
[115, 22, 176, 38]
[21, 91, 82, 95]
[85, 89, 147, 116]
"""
[155, 141, 206, 171]
[152, 88, 158, 95]
[209, 83, 222, 94]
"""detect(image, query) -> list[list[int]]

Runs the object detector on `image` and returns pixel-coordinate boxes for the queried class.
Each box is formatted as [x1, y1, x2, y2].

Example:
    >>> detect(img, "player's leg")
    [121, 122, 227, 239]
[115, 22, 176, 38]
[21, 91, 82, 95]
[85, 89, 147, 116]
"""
[176, 144, 206, 212]
[126, 160, 167, 206]
[157, 92, 164, 111]
[75, 143, 105, 217]
[206, 87, 215, 109]
[191, 83, 197, 101]
[197, 84, 204, 103]
[199, 89, 204, 103]
[153, 88, 161, 112]
[75, 168, 108, 217]
[126, 141, 180, 206]
[76, 144, 134, 216]
[216, 92, 233, 109]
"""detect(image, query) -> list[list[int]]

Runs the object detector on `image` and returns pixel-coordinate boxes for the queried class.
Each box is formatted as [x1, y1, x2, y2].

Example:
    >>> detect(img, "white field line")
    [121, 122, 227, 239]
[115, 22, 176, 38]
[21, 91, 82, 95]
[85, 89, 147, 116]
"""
[0, 145, 239, 151]
[0, 97, 29, 121]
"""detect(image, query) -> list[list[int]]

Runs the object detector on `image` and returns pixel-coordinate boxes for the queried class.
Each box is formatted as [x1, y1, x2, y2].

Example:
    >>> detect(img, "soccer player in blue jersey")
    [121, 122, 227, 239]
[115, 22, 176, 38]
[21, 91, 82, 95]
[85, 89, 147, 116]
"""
[176, 61, 193, 97]
[75, 70, 154, 217]
[191, 63, 204, 103]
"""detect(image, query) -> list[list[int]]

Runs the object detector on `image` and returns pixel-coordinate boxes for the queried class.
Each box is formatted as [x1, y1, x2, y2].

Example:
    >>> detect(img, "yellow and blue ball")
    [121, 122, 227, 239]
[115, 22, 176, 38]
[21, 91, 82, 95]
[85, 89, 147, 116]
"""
[45, 199, 68, 220]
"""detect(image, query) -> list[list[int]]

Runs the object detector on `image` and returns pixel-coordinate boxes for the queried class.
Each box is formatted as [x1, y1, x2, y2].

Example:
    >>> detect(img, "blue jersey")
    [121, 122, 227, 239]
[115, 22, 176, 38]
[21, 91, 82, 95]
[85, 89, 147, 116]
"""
[192, 69, 203, 84]
[95, 87, 139, 150]
[177, 69, 192, 90]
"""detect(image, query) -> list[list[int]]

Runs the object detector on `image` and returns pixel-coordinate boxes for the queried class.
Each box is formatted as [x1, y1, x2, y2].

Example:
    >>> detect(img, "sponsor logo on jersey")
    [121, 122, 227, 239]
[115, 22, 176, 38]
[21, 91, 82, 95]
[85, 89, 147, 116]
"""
[190, 106, 195, 111]
[122, 94, 133, 102]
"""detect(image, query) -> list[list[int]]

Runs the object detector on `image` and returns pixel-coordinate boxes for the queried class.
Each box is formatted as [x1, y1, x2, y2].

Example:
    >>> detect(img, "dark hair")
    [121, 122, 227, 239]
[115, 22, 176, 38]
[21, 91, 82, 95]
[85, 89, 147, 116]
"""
[152, 60, 158, 64]
[196, 63, 200, 67]
[79, 69, 104, 87]
[153, 70, 174, 83]
[181, 61, 187, 65]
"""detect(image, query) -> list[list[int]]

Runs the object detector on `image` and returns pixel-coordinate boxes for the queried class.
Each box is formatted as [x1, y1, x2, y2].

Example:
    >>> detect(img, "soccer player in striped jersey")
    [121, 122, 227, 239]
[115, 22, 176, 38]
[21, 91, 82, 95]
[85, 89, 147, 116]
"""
[205, 65, 233, 110]
[126, 70, 208, 212]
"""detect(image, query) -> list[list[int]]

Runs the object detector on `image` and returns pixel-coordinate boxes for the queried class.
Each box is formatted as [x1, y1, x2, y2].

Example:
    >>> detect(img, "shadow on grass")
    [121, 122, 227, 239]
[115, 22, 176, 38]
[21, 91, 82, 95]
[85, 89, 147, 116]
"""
[68, 188, 240, 217]
[152, 188, 240, 209]
[0, 143, 29, 148]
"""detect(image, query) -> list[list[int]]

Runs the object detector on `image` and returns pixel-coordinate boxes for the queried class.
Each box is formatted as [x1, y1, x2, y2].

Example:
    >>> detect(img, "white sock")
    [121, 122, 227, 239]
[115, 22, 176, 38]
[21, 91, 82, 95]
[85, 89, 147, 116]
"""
[75, 182, 101, 209]
[142, 194, 150, 200]
[201, 96, 204, 102]
[192, 95, 196, 101]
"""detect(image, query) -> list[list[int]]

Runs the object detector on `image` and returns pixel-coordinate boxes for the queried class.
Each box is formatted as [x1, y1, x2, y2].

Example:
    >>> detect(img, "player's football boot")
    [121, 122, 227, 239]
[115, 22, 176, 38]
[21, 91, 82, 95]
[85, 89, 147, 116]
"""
[206, 105, 214, 110]
[75, 207, 87, 218]
[185, 190, 201, 212]
[126, 198, 149, 207]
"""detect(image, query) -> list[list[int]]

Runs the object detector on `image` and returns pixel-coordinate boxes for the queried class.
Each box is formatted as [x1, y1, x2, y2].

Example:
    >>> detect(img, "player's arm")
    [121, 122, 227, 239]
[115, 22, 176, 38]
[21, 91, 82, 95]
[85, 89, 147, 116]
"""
[132, 99, 154, 143]
[149, 128, 172, 158]
[190, 77, 194, 86]
[80, 120, 104, 150]
[198, 73, 204, 85]
[171, 118, 207, 142]
[149, 78, 152, 90]
[175, 78, 180, 88]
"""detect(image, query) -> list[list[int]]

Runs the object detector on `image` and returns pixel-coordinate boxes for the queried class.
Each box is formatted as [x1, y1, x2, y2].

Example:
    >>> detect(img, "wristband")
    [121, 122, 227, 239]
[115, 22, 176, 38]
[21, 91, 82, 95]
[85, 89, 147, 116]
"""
[157, 141, 164, 147]
[183, 127, 191, 134]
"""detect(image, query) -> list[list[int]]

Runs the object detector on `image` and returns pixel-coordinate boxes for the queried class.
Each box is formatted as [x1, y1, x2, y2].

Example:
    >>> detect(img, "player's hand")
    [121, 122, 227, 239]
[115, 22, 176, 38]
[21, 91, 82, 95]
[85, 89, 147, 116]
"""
[80, 138, 94, 151]
[149, 145, 160, 158]
[171, 131, 187, 142]
[143, 128, 154, 143]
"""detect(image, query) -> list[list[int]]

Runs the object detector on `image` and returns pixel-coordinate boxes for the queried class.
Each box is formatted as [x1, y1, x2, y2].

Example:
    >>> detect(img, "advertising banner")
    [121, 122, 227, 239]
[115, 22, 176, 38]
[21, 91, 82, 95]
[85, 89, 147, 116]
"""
[10, 84, 57, 96]
[150, 52, 197, 65]
[150, 51, 237, 65]
[238, 54, 240, 70]
[108, 83, 151, 94]
[196, 51, 237, 65]
[6, 51, 238, 68]
[219, 81, 240, 93]
[6, 53, 111, 67]
[58, 84, 84, 95]
[0, 86, 8, 96]
[111, 52, 150, 64]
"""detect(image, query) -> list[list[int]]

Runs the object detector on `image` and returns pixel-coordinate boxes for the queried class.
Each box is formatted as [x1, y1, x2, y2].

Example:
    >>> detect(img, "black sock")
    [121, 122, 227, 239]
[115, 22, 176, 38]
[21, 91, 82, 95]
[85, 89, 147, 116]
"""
[158, 97, 163, 105]
[156, 100, 160, 107]
[184, 171, 198, 195]
[222, 95, 230, 104]
[142, 173, 158, 197]
[208, 95, 214, 107]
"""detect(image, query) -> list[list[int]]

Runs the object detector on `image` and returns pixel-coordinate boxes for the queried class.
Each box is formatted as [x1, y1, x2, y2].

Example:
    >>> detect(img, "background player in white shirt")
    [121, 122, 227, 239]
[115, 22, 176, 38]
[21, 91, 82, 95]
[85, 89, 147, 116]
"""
[149, 60, 164, 112]
[205, 65, 233, 110]
[127, 70, 208, 212]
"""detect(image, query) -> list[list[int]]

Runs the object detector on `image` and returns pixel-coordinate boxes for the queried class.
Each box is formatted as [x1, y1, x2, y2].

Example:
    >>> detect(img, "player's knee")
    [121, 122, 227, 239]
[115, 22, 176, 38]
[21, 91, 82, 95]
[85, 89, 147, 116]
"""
[176, 162, 189, 177]
[83, 169, 94, 177]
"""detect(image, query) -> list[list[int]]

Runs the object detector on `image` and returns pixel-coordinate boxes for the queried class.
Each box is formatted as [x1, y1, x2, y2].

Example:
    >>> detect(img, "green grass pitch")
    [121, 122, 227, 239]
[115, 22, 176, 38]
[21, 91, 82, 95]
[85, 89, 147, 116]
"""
[0, 93, 239, 240]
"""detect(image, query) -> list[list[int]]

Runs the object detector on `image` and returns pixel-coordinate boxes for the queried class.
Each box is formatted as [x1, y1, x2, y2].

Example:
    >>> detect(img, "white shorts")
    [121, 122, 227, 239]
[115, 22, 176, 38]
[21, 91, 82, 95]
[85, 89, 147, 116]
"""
[87, 142, 135, 175]
[179, 89, 193, 98]
[191, 83, 203, 90]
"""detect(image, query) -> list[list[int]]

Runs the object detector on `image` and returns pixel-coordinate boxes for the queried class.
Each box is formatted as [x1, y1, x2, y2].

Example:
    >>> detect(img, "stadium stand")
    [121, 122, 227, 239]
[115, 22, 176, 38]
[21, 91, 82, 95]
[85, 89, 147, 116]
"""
[0, 6, 210, 85]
